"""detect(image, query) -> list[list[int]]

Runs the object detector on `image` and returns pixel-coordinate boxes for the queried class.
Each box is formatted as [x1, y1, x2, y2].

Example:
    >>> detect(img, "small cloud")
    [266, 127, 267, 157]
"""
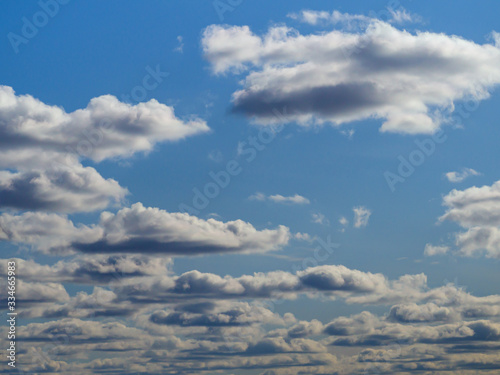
[249, 193, 310, 205]
[353, 206, 371, 228]
[288, 8, 419, 27]
[248, 192, 267, 201]
[294, 232, 313, 242]
[340, 129, 355, 139]
[424, 244, 449, 257]
[174, 35, 184, 53]
[445, 168, 481, 183]
[388, 8, 421, 24]
[207, 213, 222, 219]
[311, 212, 329, 226]
[339, 216, 349, 232]
[208, 150, 224, 162]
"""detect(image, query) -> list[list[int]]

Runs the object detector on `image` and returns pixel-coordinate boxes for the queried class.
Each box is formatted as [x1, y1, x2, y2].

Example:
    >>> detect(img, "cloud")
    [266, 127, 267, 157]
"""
[353, 206, 371, 228]
[445, 168, 481, 183]
[0, 203, 291, 255]
[388, 303, 457, 323]
[439, 180, 500, 257]
[424, 244, 450, 257]
[112, 264, 433, 306]
[311, 212, 328, 225]
[149, 301, 284, 328]
[6, 281, 69, 305]
[249, 192, 310, 204]
[0, 167, 127, 213]
[0, 86, 209, 165]
[5, 261, 500, 374]
[0, 255, 173, 284]
[202, 16, 500, 134]
[0, 86, 209, 213]
[288, 9, 420, 27]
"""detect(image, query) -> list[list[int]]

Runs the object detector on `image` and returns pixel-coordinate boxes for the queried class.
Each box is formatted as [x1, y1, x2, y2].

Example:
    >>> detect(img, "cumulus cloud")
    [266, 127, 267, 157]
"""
[445, 168, 481, 183]
[311, 212, 328, 225]
[0, 203, 291, 255]
[0, 86, 209, 213]
[0, 86, 209, 165]
[113, 264, 433, 306]
[353, 206, 371, 228]
[424, 244, 450, 257]
[249, 192, 310, 204]
[288, 8, 419, 27]
[5, 262, 500, 374]
[0, 255, 173, 284]
[440, 180, 500, 257]
[388, 303, 457, 323]
[202, 16, 500, 134]
[150, 301, 285, 328]
[0, 167, 127, 213]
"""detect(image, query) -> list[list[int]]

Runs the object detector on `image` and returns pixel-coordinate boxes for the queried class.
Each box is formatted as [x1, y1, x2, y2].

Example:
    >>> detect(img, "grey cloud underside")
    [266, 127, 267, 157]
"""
[0, 86, 208, 213]
[203, 19, 500, 134]
[72, 239, 244, 255]
[232, 83, 385, 119]
[0, 203, 291, 255]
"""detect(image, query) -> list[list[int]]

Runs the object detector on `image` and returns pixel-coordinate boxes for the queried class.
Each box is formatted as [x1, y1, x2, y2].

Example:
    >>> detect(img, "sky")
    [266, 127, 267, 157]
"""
[1, 1, 500, 374]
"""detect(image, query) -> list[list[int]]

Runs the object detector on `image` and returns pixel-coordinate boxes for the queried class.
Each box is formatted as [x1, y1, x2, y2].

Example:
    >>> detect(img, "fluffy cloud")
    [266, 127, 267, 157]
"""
[113, 264, 432, 306]
[202, 16, 500, 134]
[0, 86, 209, 213]
[445, 168, 481, 183]
[424, 244, 450, 257]
[149, 301, 285, 328]
[288, 9, 419, 27]
[0, 255, 173, 284]
[353, 206, 371, 228]
[0, 167, 127, 213]
[388, 303, 457, 323]
[249, 192, 310, 204]
[0, 280, 69, 306]
[0, 86, 209, 166]
[0, 203, 291, 255]
[440, 180, 500, 257]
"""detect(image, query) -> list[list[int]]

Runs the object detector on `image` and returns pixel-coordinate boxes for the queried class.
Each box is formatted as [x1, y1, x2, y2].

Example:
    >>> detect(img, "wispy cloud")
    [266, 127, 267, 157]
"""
[249, 192, 310, 205]
[445, 168, 481, 183]
[353, 206, 371, 228]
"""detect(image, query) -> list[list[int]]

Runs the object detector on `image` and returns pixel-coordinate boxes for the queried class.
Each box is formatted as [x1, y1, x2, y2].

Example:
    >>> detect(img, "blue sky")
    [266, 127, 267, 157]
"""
[2, 1, 500, 374]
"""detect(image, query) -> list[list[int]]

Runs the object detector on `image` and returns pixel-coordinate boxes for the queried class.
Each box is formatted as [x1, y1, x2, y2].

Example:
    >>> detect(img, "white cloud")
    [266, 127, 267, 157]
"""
[445, 168, 481, 183]
[0, 86, 209, 213]
[424, 244, 449, 257]
[202, 16, 500, 134]
[311, 212, 328, 225]
[353, 206, 371, 228]
[440, 180, 500, 257]
[288, 9, 419, 27]
[249, 192, 310, 205]
[0, 203, 291, 255]
[0, 167, 127, 213]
